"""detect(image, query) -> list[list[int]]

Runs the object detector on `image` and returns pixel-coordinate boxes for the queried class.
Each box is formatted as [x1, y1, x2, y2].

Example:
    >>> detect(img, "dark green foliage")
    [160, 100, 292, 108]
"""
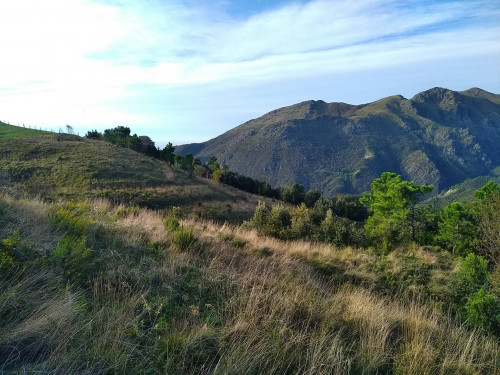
[52, 235, 93, 284]
[85, 129, 102, 139]
[315, 194, 368, 222]
[360, 172, 433, 250]
[160, 142, 175, 164]
[436, 202, 476, 255]
[473, 182, 500, 264]
[474, 181, 500, 200]
[320, 210, 350, 247]
[304, 189, 321, 208]
[449, 253, 489, 305]
[266, 203, 292, 238]
[466, 289, 500, 332]
[207, 156, 220, 172]
[218, 170, 281, 199]
[282, 183, 305, 205]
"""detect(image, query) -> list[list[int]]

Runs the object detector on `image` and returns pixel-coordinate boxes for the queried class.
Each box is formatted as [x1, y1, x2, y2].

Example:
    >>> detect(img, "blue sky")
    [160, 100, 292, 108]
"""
[0, 0, 499, 146]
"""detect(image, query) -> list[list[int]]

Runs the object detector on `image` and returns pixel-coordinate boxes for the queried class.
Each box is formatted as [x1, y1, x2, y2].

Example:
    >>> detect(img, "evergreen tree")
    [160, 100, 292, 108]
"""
[360, 172, 433, 251]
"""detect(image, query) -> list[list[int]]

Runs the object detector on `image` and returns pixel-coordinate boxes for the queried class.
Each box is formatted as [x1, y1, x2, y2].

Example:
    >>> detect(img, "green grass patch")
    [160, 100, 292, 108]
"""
[0, 122, 50, 139]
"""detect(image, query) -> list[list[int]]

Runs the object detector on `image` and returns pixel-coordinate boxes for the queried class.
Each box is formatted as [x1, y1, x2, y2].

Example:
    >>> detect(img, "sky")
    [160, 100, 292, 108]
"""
[0, 0, 499, 147]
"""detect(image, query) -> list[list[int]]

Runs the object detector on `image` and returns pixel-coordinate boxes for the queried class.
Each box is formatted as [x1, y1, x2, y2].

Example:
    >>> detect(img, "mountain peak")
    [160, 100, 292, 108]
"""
[176, 87, 500, 197]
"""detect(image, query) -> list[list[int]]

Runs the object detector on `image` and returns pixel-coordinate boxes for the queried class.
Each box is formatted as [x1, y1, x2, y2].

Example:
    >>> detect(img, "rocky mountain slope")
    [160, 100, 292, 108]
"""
[177, 87, 500, 196]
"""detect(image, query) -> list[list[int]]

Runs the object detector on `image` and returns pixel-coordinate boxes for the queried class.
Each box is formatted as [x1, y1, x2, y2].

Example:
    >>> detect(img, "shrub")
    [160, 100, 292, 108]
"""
[0, 229, 21, 272]
[251, 201, 268, 232]
[290, 203, 313, 239]
[266, 203, 291, 238]
[49, 202, 92, 235]
[164, 217, 180, 233]
[52, 235, 93, 284]
[466, 289, 500, 332]
[449, 253, 489, 306]
[172, 226, 196, 251]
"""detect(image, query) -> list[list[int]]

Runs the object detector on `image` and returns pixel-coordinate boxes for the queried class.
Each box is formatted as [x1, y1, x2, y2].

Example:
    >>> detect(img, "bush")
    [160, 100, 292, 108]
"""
[449, 253, 490, 311]
[164, 217, 180, 233]
[52, 235, 93, 284]
[172, 226, 196, 251]
[290, 203, 313, 239]
[0, 228, 21, 272]
[251, 201, 268, 232]
[49, 202, 92, 235]
[266, 203, 291, 238]
[466, 289, 500, 332]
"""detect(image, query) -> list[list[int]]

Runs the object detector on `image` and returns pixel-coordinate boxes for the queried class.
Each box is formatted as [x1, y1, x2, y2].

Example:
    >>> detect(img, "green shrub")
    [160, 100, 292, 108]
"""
[172, 226, 196, 250]
[0, 228, 21, 272]
[164, 217, 180, 233]
[290, 203, 313, 239]
[436, 202, 476, 255]
[466, 289, 500, 332]
[449, 253, 489, 307]
[266, 203, 291, 238]
[49, 201, 92, 235]
[52, 235, 93, 284]
[251, 201, 268, 232]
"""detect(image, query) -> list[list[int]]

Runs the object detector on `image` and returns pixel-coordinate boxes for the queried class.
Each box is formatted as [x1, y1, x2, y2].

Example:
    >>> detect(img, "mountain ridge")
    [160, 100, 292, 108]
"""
[176, 87, 500, 196]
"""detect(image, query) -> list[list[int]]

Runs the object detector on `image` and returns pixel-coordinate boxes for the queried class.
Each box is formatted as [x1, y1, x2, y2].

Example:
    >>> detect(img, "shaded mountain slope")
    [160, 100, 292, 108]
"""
[177, 87, 500, 196]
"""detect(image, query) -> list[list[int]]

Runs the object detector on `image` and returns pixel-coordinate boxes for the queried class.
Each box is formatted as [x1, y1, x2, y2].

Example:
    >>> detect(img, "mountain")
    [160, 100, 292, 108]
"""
[176, 87, 500, 196]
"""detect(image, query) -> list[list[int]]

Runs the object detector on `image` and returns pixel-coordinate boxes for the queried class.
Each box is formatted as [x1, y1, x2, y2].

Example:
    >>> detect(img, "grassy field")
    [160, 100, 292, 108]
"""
[1, 130, 499, 374]
[0, 121, 50, 138]
[0, 134, 277, 223]
[1, 194, 499, 374]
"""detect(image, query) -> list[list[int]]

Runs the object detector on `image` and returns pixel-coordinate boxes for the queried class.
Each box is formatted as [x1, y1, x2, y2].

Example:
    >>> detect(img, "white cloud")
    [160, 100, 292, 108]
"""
[0, 0, 499, 142]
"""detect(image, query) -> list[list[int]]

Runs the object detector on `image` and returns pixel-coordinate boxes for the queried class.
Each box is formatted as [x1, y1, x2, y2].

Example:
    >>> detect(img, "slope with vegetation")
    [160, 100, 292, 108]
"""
[0, 129, 279, 224]
[2, 190, 500, 374]
[177, 87, 500, 197]
[1, 120, 500, 374]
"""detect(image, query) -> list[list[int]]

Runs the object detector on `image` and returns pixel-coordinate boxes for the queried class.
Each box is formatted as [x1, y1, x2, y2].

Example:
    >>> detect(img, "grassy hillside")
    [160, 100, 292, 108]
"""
[1, 129, 500, 374]
[0, 121, 50, 138]
[1, 194, 499, 374]
[0, 134, 276, 223]
[177, 87, 500, 197]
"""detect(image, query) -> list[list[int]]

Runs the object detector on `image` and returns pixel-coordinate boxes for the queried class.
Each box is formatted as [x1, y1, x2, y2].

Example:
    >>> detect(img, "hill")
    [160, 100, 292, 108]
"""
[0, 121, 50, 138]
[176, 87, 500, 197]
[1, 120, 500, 374]
[0, 133, 275, 223]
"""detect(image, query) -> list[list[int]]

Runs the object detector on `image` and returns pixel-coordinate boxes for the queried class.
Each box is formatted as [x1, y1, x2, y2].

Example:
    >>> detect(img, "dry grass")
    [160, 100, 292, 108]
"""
[1, 196, 499, 374]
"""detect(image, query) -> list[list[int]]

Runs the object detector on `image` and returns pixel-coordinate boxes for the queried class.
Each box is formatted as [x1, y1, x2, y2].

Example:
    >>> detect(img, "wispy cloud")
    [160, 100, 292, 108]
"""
[0, 0, 499, 143]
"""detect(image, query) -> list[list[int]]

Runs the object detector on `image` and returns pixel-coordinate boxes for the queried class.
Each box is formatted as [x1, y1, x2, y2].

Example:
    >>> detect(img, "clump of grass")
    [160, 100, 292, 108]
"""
[171, 226, 197, 251]
[164, 216, 180, 233]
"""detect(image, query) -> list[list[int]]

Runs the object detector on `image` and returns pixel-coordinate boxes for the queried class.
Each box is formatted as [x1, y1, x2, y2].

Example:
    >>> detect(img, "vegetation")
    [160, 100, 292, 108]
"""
[176, 87, 500, 197]
[1, 190, 500, 374]
[0, 121, 50, 138]
[2, 121, 500, 373]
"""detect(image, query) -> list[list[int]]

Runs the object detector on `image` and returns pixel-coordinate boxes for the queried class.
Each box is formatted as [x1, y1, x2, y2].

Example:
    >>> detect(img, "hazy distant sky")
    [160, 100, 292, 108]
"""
[1, 0, 499, 146]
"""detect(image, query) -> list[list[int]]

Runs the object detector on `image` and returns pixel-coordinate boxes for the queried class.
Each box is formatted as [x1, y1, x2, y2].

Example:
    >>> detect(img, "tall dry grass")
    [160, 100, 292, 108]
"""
[1, 196, 499, 374]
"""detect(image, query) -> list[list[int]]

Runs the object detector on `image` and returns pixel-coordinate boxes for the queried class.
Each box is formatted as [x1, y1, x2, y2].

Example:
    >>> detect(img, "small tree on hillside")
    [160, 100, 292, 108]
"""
[360, 172, 433, 251]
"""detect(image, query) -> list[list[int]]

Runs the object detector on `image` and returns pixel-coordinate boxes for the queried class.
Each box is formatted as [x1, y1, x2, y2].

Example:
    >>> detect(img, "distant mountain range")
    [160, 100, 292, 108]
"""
[176, 87, 500, 197]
